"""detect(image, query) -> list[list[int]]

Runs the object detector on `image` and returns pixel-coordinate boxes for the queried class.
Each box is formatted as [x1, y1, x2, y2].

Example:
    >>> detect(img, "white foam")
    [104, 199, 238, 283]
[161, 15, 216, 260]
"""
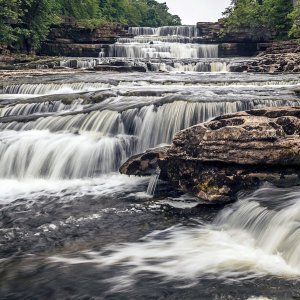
[50, 187, 300, 289]
[0, 174, 147, 204]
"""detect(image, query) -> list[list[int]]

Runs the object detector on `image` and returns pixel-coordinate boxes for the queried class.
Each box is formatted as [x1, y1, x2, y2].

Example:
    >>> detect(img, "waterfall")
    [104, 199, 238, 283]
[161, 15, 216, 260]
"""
[146, 167, 161, 196]
[1, 100, 295, 143]
[108, 43, 218, 59]
[0, 100, 83, 117]
[108, 25, 216, 60]
[156, 26, 198, 37]
[1, 72, 300, 180]
[5, 78, 300, 97]
[0, 130, 133, 179]
[128, 26, 198, 38]
[60, 58, 100, 69]
[3, 82, 111, 95]
[150, 61, 229, 72]
[118, 37, 191, 43]
[128, 27, 156, 36]
[214, 186, 300, 270]
[0, 98, 299, 179]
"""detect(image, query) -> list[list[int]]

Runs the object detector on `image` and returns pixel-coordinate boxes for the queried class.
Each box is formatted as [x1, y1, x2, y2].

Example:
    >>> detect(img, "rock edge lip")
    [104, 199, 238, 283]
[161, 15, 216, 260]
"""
[120, 106, 300, 203]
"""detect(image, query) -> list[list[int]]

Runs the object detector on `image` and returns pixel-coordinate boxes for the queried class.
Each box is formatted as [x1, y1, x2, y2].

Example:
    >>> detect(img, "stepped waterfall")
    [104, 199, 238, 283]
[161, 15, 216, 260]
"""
[59, 25, 231, 72]
[0, 25, 300, 300]
[109, 25, 213, 59]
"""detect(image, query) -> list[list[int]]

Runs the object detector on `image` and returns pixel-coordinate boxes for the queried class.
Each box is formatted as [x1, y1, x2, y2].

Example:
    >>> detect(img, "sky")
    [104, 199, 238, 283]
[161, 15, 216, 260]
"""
[157, 0, 232, 25]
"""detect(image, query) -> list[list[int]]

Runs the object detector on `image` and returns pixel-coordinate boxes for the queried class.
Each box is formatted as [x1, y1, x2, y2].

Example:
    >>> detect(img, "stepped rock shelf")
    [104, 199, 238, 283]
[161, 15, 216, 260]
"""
[39, 22, 270, 58]
[121, 106, 300, 202]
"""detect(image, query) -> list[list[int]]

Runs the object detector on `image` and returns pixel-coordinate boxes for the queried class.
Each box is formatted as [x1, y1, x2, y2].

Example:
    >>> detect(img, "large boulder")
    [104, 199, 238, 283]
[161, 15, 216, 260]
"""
[120, 107, 300, 202]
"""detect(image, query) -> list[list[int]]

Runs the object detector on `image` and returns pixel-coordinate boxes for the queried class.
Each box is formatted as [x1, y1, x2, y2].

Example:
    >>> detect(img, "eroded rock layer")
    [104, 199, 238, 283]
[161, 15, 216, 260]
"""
[121, 107, 300, 202]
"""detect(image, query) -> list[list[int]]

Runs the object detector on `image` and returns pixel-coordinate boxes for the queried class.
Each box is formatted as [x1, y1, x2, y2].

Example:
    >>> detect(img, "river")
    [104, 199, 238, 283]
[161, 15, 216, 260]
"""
[0, 26, 299, 299]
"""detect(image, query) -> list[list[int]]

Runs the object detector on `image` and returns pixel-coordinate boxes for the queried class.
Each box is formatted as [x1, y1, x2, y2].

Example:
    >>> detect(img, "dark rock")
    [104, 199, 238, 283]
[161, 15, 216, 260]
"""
[233, 40, 300, 73]
[196, 22, 272, 44]
[92, 65, 146, 72]
[121, 107, 300, 203]
[131, 66, 147, 72]
[39, 20, 128, 57]
[120, 146, 170, 176]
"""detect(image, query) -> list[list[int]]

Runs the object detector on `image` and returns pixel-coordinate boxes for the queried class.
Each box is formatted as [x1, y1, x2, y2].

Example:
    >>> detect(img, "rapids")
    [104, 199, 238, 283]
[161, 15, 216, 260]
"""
[0, 29, 300, 298]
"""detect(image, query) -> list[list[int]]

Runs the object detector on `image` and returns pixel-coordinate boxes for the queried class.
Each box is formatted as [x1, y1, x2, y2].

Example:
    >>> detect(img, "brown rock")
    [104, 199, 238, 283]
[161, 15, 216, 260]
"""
[120, 107, 300, 203]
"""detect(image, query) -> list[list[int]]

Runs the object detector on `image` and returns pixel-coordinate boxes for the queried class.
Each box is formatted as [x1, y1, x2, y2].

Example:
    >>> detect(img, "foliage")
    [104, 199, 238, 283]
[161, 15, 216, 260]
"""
[222, 0, 294, 40]
[0, 0, 61, 51]
[289, 1, 300, 40]
[98, 0, 181, 27]
[0, 0, 181, 52]
[59, 0, 100, 20]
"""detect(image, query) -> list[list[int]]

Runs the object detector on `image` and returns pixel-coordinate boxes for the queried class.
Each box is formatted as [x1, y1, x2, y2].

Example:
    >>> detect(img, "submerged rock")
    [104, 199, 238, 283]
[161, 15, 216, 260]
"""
[120, 107, 300, 202]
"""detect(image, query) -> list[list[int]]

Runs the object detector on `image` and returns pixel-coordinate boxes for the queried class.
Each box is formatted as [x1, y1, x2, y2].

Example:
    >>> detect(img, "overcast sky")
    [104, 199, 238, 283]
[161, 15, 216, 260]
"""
[157, 0, 232, 24]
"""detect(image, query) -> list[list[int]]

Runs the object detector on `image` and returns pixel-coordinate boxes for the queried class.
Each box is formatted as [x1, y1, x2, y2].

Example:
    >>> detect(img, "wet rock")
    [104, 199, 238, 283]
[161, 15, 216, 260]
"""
[120, 146, 170, 176]
[234, 40, 300, 73]
[121, 107, 300, 202]
[92, 65, 146, 72]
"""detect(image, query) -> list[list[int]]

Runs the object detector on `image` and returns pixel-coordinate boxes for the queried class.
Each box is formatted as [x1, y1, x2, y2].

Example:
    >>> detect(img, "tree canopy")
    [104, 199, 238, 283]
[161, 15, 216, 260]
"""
[222, 0, 296, 40]
[289, 1, 300, 40]
[0, 0, 181, 52]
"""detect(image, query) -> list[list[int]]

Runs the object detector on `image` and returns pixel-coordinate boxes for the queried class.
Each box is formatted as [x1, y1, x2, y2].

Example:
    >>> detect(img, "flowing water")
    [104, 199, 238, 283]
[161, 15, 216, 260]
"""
[109, 25, 214, 59]
[1, 27, 300, 298]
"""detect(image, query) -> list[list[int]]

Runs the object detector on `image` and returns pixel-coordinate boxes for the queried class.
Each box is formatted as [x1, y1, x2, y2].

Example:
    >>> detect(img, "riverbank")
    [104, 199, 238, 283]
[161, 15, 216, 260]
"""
[230, 40, 300, 73]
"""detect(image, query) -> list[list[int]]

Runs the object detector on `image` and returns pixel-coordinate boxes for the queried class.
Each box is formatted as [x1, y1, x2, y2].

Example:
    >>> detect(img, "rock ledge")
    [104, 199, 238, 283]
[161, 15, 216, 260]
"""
[121, 107, 300, 202]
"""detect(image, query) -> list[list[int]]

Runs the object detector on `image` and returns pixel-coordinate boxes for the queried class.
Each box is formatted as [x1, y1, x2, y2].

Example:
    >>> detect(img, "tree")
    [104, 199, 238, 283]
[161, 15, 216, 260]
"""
[222, 0, 293, 40]
[289, 0, 300, 40]
[0, 0, 60, 52]
[0, 0, 181, 52]
[0, 0, 21, 46]
[262, 0, 293, 39]
[19, 0, 61, 51]
[59, 0, 100, 19]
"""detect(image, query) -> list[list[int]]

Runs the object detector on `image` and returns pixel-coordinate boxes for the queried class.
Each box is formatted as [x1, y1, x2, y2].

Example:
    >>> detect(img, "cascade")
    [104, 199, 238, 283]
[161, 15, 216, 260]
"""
[0, 131, 133, 179]
[3, 82, 111, 95]
[0, 97, 299, 179]
[128, 27, 156, 36]
[1, 72, 300, 179]
[108, 42, 218, 59]
[2, 70, 300, 297]
[60, 58, 100, 69]
[150, 61, 229, 72]
[0, 100, 83, 117]
[128, 26, 198, 37]
[146, 167, 161, 196]
[107, 25, 217, 60]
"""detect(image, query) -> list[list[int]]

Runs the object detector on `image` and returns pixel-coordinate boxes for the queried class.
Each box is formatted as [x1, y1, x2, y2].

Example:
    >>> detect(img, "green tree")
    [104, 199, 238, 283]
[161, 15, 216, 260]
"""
[222, 0, 262, 29]
[0, 0, 21, 46]
[19, 0, 61, 51]
[222, 0, 293, 39]
[0, 0, 60, 52]
[289, 0, 300, 40]
[59, 0, 100, 19]
[0, 0, 181, 52]
[262, 0, 293, 39]
[98, 0, 181, 26]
